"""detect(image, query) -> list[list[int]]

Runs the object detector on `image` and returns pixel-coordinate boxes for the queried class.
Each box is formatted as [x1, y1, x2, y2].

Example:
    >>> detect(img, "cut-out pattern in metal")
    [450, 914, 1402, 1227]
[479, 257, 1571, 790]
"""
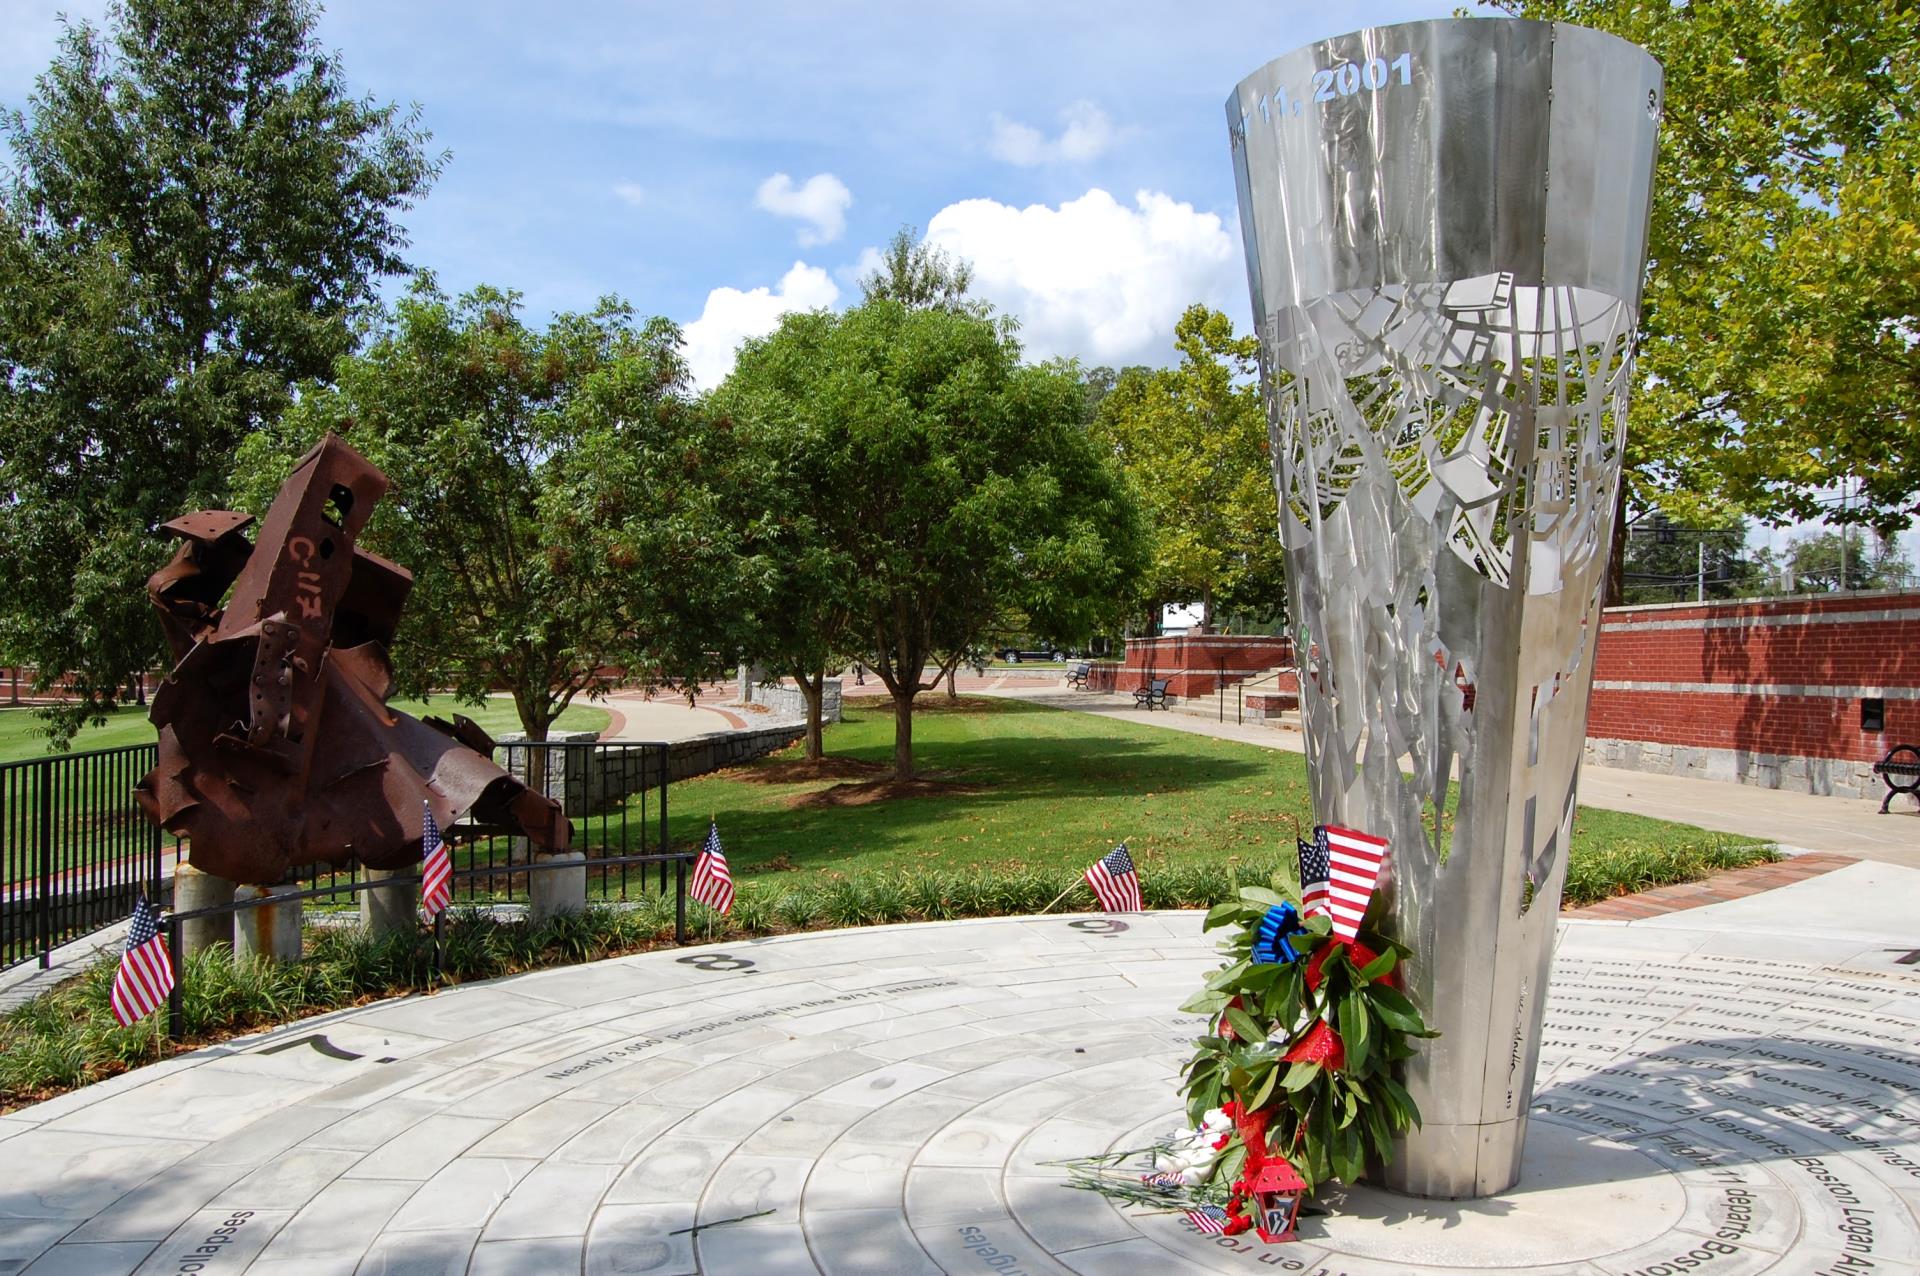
[1229, 17, 1661, 1198]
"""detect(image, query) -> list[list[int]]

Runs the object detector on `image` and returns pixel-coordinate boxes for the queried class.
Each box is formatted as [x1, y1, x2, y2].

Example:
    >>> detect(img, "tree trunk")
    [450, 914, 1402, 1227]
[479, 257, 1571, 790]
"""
[795, 666, 825, 760]
[946, 663, 958, 701]
[892, 688, 916, 779]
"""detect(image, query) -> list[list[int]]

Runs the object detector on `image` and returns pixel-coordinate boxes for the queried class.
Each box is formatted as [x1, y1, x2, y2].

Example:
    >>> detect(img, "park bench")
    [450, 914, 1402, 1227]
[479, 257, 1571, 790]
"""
[1067, 662, 1090, 689]
[1873, 744, 1920, 814]
[1133, 678, 1169, 711]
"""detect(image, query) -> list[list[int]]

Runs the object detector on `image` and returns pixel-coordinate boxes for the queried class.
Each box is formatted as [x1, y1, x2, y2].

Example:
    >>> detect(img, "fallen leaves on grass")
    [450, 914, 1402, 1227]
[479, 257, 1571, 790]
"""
[735, 756, 888, 784]
[786, 773, 989, 809]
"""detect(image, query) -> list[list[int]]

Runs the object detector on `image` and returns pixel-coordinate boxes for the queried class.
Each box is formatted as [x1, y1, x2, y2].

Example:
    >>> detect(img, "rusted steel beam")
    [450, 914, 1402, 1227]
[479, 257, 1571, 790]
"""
[137, 433, 570, 884]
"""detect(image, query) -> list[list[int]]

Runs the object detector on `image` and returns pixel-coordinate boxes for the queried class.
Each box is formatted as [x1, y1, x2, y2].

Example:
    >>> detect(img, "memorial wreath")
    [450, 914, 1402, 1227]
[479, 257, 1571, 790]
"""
[1062, 826, 1436, 1242]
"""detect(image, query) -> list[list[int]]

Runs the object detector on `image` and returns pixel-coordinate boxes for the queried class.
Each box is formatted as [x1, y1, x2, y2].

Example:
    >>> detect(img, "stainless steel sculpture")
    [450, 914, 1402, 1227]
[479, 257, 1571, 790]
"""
[1227, 18, 1661, 1197]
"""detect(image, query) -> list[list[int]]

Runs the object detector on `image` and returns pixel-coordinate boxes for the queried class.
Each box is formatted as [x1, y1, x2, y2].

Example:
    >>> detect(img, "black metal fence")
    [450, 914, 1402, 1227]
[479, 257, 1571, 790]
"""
[2, 738, 680, 975]
[291, 740, 678, 909]
[1, 743, 168, 973]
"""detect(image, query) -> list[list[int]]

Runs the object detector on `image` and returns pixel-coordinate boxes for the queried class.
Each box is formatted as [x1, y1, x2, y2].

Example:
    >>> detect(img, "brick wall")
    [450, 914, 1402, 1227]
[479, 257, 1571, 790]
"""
[1586, 590, 1919, 798]
[1088, 635, 1296, 700]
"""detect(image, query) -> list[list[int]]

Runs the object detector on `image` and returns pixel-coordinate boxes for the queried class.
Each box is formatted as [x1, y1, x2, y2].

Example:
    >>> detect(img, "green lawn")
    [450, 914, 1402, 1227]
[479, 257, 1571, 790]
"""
[0, 696, 611, 765]
[660, 696, 1768, 890]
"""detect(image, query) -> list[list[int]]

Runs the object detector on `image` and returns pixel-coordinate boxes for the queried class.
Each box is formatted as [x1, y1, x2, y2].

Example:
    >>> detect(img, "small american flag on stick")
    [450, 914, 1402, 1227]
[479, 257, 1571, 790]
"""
[1321, 824, 1389, 941]
[109, 896, 175, 1027]
[420, 802, 452, 921]
[690, 820, 734, 915]
[1298, 828, 1331, 920]
[1185, 1205, 1230, 1235]
[1084, 844, 1142, 912]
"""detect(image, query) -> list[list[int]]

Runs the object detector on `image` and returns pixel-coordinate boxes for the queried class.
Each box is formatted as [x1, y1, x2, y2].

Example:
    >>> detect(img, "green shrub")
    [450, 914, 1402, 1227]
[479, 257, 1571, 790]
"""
[0, 833, 1776, 1110]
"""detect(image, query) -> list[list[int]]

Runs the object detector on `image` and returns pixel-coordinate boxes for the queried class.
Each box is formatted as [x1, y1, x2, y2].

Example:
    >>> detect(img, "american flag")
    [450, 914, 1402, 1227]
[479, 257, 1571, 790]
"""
[1298, 829, 1331, 919]
[690, 820, 734, 914]
[1185, 1205, 1230, 1235]
[1141, 1171, 1185, 1190]
[1321, 824, 1389, 941]
[109, 896, 175, 1027]
[420, 802, 452, 921]
[1084, 844, 1142, 912]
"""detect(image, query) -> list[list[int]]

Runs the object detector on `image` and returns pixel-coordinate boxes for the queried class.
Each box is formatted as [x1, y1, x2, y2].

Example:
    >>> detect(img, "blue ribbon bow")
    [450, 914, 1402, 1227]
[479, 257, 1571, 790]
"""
[1251, 902, 1307, 965]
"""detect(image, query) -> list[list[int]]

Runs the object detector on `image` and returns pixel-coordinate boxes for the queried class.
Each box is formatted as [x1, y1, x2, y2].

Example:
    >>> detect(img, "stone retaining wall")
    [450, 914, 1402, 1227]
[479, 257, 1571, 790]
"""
[751, 678, 843, 724]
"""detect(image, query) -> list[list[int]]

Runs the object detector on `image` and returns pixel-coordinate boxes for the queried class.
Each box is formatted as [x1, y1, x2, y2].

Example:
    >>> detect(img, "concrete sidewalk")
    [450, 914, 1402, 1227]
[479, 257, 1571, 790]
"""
[981, 681, 1920, 868]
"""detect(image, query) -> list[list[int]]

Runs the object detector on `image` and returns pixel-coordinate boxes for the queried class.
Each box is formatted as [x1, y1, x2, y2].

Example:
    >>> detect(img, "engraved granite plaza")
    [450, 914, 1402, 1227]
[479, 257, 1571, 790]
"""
[3, 863, 1917, 1275]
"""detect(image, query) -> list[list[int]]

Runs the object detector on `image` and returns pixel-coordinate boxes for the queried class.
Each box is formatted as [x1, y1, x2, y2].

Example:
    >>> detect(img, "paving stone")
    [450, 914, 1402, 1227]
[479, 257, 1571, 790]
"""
[340, 1114, 498, 1181]
[583, 1202, 696, 1275]
[804, 1208, 942, 1276]
[384, 1158, 538, 1233]
[467, 1234, 584, 1275]
[211, 1148, 363, 1211]
[354, 1227, 477, 1276]
[19, 1241, 155, 1276]
[127, 1206, 292, 1276]
[480, 1163, 618, 1241]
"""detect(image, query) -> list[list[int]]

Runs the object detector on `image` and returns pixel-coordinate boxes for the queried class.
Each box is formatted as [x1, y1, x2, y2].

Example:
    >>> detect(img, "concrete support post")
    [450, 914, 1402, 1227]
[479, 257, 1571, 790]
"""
[361, 866, 419, 937]
[172, 862, 235, 958]
[231, 883, 303, 963]
[529, 852, 586, 925]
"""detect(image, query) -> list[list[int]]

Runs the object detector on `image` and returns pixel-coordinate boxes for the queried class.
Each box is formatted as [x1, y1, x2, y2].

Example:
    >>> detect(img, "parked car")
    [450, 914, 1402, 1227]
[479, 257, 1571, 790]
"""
[996, 645, 1068, 663]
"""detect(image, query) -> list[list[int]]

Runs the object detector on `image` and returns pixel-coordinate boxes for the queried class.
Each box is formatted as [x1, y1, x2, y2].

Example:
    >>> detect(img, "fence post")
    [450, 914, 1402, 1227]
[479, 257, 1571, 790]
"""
[674, 857, 686, 945]
[658, 743, 670, 896]
[36, 759, 52, 969]
[167, 914, 184, 1041]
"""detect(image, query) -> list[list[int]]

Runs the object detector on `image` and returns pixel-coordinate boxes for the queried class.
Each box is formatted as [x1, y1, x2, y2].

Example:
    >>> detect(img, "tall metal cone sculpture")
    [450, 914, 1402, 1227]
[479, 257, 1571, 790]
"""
[1226, 18, 1661, 1197]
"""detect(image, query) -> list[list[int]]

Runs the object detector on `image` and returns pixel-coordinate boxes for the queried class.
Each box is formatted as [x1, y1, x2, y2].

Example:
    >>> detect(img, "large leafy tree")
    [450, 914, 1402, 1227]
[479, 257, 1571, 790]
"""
[1487, 0, 1920, 571]
[233, 283, 736, 742]
[0, 0, 440, 741]
[727, 299, 1148, 779]
[1089, 305, 1284, 631]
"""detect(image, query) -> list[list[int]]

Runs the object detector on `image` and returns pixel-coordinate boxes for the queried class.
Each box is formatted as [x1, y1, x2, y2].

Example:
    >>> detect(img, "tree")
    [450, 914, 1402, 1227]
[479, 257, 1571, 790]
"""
[232, 282, 736, 743]
[710, 319, 856, 761]
[726, 299, 1148, 779]
[1785, 529, 1915, 594]
[1618, 516, 1766, 604]
[1089, 305, 1285, 631]
[0, 0, 440, 742]
[858, 226, 981, 313]
[1487, 0, 1920, 570]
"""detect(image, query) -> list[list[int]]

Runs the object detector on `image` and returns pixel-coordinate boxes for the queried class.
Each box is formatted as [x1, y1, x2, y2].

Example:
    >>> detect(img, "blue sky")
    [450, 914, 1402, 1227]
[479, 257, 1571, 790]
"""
[4, 0, 1438, 385]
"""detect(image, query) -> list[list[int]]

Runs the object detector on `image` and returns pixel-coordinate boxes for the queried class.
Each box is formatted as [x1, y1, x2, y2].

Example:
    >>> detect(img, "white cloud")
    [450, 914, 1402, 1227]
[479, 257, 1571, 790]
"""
[681, 261, 840, 390]
[611, 181, 646, 207]
[754, 172, 852, 246]
[988, 101, 1118, 167]
[921, 188, 1241, 367]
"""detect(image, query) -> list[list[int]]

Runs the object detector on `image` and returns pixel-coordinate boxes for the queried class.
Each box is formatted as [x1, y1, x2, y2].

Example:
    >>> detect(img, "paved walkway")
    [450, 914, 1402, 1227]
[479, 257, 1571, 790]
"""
[975, 680, 1920, 868]
[3, 877, 1917, 1275]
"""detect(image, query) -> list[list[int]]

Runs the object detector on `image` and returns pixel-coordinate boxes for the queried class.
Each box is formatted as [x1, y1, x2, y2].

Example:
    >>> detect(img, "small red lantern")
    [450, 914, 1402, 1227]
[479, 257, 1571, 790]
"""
[1246, 1161, 1308, 1243]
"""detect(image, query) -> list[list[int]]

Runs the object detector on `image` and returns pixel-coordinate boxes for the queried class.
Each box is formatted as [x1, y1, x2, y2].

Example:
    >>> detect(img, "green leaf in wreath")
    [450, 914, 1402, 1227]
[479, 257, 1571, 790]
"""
[1364, 984, 1429, 1034]
[1281, 1060, 1320, 1092]
[1215, 1140, 1248, 1186]
[1179, 989, 1231, 1016]
[1206, 960, 1251, 991]
[1249, 1062, 1280, 1111]
[1358, 947, 1398, 983]
[1338, 995, 1371, 1074]
[1203, 901, 1250, 930]
[1382, 1076, 1422, 1129]
[1237, 886, 1288, 908]
[1224, 1006, 1267, 1044]
[1333, 1124, 1365, 1183]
